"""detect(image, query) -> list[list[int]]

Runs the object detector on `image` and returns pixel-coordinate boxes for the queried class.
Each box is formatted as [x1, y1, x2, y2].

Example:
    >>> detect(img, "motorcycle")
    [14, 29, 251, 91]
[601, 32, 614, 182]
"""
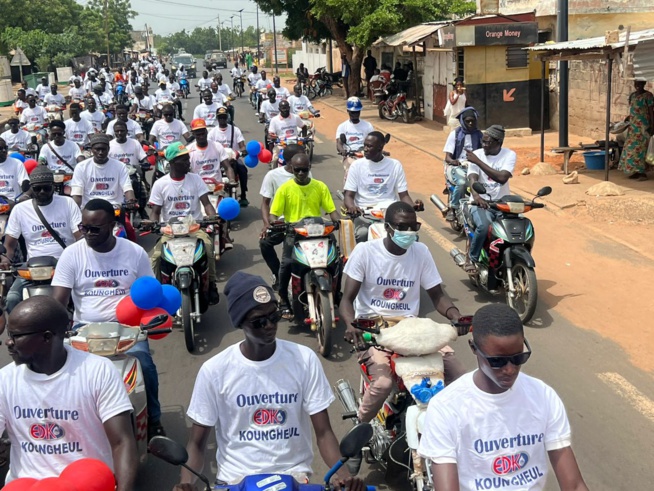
[149, 423, 375, 491]
[234, 74, 246, 98]
[201, 176, 234, 257]
[143, 215, 220, 352]
[377, 80, 412, 123]
[115, 81, 127, 105]
[269, 217, 341, 357]
[43, 103, 66, 123]
[68, 315, 171, 463]
[179, 78, 190, 99]
[53, 169, 73, 196]
[336, 316, 472, 491]
[450, 182, 552, 323]
[429, 162, 471, 236]
[270, 136, 314, 170]
[297, 110, 319, 162]
[338, 133, 391, 183]
[22, 122, 48, 147]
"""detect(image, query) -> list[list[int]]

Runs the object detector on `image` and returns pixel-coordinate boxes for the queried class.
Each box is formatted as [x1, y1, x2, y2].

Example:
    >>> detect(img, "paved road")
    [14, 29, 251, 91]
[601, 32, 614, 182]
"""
[1, 80, 652, 490]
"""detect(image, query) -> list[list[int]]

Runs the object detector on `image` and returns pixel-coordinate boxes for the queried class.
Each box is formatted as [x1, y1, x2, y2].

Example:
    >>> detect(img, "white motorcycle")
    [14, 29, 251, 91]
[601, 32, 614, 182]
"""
[336, 193, 395, 242]
[297, 110, 319, 162]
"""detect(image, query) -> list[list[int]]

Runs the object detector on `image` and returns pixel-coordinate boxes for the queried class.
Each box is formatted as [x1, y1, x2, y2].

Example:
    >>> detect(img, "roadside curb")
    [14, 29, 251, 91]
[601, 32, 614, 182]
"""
[317, 96, 654, 263]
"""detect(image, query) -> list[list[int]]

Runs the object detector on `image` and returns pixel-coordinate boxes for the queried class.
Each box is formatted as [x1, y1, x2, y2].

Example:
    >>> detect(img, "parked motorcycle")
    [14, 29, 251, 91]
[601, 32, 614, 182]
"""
[149, 423, 375, 491]
[336, 316, 472, 491]
[450, 182, 552, 323]
[68, 315, 171, 463]
[143, 215, 220, 352]
[377, 81, 411, 123]
[269, 217, 341, 357]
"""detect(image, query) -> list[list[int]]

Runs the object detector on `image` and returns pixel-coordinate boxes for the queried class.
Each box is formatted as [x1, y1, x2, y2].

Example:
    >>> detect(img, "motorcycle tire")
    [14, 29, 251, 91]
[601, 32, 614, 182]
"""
[400, 103, 412, 124]
[507, 259, 538, 323]
[181, 288, 195, 352]
[449, 219, 464, 235]
[316, 290, 333, 358]
[308, 141, 314, 162]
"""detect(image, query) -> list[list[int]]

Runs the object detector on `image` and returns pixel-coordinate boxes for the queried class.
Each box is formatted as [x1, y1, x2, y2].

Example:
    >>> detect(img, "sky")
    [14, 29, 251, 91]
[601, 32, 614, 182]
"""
[126, 0, 287, 36]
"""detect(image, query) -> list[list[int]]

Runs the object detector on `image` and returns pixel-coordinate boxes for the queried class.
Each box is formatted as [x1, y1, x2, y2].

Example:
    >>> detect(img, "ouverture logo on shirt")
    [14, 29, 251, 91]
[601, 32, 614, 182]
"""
[15, 405, 83, 455]
[235, 391, 301, 442]
[83, 268, 129, 297]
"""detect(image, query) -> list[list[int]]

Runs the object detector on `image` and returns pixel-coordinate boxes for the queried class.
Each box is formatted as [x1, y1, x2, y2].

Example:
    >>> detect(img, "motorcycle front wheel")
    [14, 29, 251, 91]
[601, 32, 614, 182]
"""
[507, 260, 538, 323]
[379, 103, 398, 121]
[400, 102, 411, 124]
[181, 288, 196, 352]
[315, 290, 333, 358]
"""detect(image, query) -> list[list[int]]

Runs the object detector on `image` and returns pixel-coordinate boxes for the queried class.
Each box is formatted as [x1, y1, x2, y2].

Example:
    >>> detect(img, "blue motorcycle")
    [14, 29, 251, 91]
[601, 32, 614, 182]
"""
[180, 78, 190, 99]
[149, 424, 375, 491]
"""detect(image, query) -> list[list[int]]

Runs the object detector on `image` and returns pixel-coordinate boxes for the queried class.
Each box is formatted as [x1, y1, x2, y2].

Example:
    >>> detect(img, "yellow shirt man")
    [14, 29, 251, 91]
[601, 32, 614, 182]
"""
[270, 178, 336, 223]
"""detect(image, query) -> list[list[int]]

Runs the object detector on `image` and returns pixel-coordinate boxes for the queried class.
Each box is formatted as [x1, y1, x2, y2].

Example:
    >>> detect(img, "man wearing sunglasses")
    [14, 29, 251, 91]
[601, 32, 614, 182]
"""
[0, 297, 137, 489]
[343, 131, 423, 243]
[2, 166, 82, 312]
[174, 272, 363, 491]
[419, 304, 588, 491]
[464, 125, 516, 272]
[0, 138, 30, 201]
[52, 198, 166, 441]
[340, 201, 464, 426]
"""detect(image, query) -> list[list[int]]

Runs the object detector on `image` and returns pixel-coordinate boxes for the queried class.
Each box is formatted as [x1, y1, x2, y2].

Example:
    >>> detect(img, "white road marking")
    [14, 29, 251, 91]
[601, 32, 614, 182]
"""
[597, 372, 654, 424]
[420, 219, 458, 255]
[313, 135, 323, 144]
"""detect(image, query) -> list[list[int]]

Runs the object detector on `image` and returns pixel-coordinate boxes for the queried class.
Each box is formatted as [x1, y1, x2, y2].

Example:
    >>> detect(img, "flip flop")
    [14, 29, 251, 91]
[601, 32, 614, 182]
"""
[279, 303, 293, 320]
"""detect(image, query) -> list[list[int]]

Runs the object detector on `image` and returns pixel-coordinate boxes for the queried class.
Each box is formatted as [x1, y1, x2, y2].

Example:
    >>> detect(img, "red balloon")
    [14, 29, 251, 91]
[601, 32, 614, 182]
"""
[258, 149, 272, 164]
[28, 477, 78, 491]
[140, 307, 173, 340]
[24, 160, 38, 175]
[257, 141, 264, 153]
[60, 459, 114, 491]
[116, 296, 144, 327]
[2, 478, 39, 490]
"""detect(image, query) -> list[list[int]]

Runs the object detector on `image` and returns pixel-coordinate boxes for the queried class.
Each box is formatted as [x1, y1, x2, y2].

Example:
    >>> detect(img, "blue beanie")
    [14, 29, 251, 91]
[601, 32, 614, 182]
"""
[224, 272, 277, 328]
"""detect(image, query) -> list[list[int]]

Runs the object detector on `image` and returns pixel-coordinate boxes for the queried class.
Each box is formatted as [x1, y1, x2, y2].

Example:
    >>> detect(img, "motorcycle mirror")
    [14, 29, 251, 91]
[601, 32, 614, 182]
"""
[339, 423, 373, 459]
[141, 314, 169, 330]
[472, 182, 486, 195]
[384, 133, 391, 144]
[148, 436, 188, 466]
[339, 133, 346, 144]
[537, 186, 552, 197]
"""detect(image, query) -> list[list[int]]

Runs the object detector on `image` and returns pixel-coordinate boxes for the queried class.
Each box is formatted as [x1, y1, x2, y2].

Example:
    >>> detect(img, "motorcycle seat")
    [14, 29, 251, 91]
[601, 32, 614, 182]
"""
[26, 256, 58, 268]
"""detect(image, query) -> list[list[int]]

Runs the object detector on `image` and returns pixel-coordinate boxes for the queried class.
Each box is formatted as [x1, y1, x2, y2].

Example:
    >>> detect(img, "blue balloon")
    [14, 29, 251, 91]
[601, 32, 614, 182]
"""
[244, 154, 259, 168]
[10, 153, 25, 163]
[158, 284, 182, 315]
[218, 197, 240, 221]
[246, 140, 261, 156]
[130, 276, 164, 310]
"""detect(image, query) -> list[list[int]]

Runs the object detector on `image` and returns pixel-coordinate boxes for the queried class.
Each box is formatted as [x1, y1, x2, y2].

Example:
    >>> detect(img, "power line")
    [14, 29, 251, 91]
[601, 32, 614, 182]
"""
[137, 0, 256, 13]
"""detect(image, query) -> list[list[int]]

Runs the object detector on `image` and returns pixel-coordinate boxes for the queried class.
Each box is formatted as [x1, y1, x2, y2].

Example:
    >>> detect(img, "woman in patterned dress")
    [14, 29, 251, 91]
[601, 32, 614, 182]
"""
[618, 80, 654, 181]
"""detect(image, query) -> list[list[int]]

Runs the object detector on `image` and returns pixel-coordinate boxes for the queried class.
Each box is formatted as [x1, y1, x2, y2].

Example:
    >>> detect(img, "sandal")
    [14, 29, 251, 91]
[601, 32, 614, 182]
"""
[279, 302, 293, 320]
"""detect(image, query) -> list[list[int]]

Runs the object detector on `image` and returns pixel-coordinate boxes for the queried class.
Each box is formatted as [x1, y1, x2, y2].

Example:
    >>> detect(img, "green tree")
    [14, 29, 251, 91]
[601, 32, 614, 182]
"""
[81, 0, 136, 57]
[0, 0, 83, 35]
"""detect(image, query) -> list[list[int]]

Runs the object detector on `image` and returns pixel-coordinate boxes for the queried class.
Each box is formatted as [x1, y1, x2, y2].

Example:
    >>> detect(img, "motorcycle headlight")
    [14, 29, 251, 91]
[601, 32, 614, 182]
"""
[28, 266, 54, 281]
[87, 337, 120, 356]
[305, 223, 325, 237]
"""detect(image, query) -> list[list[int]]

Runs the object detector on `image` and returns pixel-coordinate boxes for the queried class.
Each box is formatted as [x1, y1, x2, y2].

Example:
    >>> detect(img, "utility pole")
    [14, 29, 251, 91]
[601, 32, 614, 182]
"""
[144, 23, 150, 52]
[104, 0, 110, 67]
[272, 14, 278, 74]
[218, 15, 222, 51]
[256, 5, 260, 65]
[239, 9, 244, 56]
[230, 16, 235, 61]
[557, 0, 569, 147]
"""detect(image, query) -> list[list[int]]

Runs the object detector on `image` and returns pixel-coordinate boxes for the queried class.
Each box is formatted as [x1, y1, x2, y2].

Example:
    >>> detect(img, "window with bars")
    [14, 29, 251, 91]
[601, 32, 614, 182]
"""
[506, 46, 529, 68]
[456, 48, 464, 78]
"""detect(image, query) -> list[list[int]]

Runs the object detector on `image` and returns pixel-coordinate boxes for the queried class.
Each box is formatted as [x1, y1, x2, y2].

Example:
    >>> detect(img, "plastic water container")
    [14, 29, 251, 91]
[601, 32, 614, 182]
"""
[0, 79, 13, 108]
[583, 151, 606, 170]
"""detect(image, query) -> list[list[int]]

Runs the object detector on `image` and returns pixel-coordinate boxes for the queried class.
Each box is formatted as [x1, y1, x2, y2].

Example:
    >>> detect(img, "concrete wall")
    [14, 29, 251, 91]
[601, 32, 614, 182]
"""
[291, 41, 341, 74]
[423, 38, 455, 121]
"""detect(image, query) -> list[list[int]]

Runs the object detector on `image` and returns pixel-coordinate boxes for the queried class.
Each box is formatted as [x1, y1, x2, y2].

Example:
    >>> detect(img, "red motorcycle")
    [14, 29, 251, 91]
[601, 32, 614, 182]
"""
[377, 80, 412, 123]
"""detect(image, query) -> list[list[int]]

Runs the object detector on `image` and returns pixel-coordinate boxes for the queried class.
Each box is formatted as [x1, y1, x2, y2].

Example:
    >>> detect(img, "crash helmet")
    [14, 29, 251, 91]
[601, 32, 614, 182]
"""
[346, 96, 363, 112]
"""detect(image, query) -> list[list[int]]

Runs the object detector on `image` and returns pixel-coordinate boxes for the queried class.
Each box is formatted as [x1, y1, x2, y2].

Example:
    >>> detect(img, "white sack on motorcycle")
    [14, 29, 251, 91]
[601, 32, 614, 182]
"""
[376, 318, 457, 356]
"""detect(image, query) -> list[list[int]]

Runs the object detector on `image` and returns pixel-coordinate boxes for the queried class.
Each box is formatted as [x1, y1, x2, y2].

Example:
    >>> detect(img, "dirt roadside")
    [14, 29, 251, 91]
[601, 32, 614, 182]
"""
[312, 98, 654, 374]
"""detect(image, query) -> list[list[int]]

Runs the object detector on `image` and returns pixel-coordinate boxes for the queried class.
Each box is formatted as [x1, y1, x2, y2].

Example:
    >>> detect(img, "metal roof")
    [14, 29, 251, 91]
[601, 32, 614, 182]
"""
[527, 28, 654, 52]
[373, 22, 450, 48]
[634, 39, 654, 81]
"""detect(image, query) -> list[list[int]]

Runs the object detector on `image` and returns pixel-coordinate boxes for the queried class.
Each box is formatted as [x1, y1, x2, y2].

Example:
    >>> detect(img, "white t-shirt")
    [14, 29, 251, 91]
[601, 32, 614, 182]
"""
[231, 67, 242, 79]
[193, 103, 219, 127]
[92, 93, 113, 108]
[20, 106, 47, 125]
[40, 141, 81, 173]
[44, 93, 65, 106]
[132, 96, 155, 112]
[268, 114, 305, 141]
[155, 88, 175, 103]
[197, 77, 212, 91]
[211, 91, 228, 106]
[344, 156, 409, 207]
[70, 158, 133, 206]
[188, 141, 228, 181]
[80, 110, 105, 133]
[36, 84, 51, 100]
[69, 75, 83, 85]
[343, 239, 441, 317]
[247, 73, 262, 85]
[255, 79, 269, 91]
[208, 125, 245, 152]
[5, 196, 81, 259]
[0, 157, 29, 200]
[216, 83, 232, 97]
[1, 130, 31, 151]
[68, 86, 87, 100]
[187, 340, 335, 484]
[149, 173, 209, 222]
[150, 119, 188, 149]
[335, 120, 374, 151]
[106, 119, 143, 139]
[64, 118, 95, 147]
[52, 238, 154, 322]
[418, 372, 572, 491]
[443, 131, 474, 161]
[288, 95, 313, 114]
[0, 346, 133, 483]
[259, 167, 294, 200]
[109, 138, 147, 167]
[260, 100, 280, 122]
[273, 86, 290, 101]
[84, 79, 101, 93]
[467, 148, 516, 201]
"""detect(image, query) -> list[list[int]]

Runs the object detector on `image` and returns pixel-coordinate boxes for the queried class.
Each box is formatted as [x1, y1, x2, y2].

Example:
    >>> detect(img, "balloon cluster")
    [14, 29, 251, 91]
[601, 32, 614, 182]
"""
[3, 458, 115, 491]
[244, 140, 272, 168]
[9, 153, 38, 175]
[116, 277, 182, 339]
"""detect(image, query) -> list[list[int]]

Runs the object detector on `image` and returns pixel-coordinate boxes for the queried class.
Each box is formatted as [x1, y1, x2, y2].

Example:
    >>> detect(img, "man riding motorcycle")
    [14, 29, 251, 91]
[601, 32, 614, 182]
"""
[68, 79, 87, 103]
[44, 84, 66, 108]
[343, 131, 423, 242]
[36, 77, 50, 101]
[0, 118, 31, 153]
[129, 86, 155, 138]
[336, 97, 374, 179]
[65, 103, 95, 148]
[13, 89, 28, 115]
[271, 75, 290, 102]
[230, 61, 243, 91]
[464, 125, 516, 273]
[288, 84, 320, 117]
[268, 100, 307, 164]
[197, 71, 213, 93]
[149, 105, 194, 150]
[80, 97, 106, 133]
[146, 142, 221, 305]
[2, 166, 82, 312]
[38, 120, 84, 175]
[193, 90, 221, 128]
[259, 88, 280, 125]
[106, 105, 145, 142]
[19, 95, 47, 127]
[208, 107, 250, 206]
[0, 139, 30, 201]
[253, 70, 270, 114]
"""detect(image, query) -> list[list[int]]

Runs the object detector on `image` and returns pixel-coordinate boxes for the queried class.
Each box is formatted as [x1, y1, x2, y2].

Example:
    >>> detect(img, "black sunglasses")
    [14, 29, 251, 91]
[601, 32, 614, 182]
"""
[32, 185, 53, 193]
[387, 222, 421, 232]
[78, 222, 112, 234]
[246, 311, 281, 329]
[470, 339, 532, 369]
[293, 167, 310, 174]
[7, 330, 51, 342]
[0, 146, 8, 151]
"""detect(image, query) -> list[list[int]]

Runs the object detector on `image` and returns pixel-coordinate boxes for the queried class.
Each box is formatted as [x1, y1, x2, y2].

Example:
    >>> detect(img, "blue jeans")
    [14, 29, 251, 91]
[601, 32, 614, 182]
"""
[128, 340, 161, 423]
[6, 278, 27, 313]
[470, 207, 501, 262]
[450, 183, 466, 210]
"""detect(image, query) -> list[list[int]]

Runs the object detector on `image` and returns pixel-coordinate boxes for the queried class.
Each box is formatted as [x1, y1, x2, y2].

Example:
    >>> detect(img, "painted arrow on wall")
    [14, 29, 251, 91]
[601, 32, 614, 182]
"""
[503, 88, 516, 102]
